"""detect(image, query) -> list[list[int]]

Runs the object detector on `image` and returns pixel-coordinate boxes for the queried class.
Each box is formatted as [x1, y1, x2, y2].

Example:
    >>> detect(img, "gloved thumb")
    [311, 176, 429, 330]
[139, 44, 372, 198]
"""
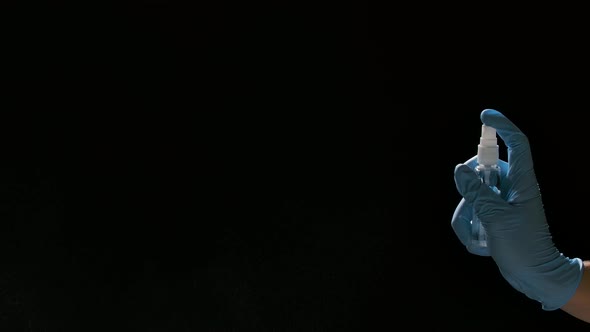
[454, 164, 504, 208]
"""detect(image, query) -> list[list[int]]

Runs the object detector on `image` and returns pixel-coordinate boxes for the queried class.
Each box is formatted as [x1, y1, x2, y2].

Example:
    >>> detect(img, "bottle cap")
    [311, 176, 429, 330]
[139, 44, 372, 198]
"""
[477, 125, 499, 165]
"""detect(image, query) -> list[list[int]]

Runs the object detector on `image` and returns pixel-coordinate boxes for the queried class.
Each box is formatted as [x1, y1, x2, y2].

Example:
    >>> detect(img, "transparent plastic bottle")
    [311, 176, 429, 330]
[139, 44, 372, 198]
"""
[470, 125, 501, 254]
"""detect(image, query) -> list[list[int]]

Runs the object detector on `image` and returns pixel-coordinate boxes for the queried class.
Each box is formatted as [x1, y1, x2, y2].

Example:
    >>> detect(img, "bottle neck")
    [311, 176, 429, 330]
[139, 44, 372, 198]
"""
[475, 164, 501, 189]
[477, 144, 499, 166]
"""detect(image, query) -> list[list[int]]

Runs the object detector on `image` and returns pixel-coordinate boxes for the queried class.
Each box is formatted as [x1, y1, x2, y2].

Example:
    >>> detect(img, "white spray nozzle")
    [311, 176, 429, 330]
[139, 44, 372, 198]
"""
[477, 125, 499, 165]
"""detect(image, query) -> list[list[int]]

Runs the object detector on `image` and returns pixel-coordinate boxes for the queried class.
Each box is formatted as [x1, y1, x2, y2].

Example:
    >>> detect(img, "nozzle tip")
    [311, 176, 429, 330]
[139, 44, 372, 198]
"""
[481, 125, 496, 140]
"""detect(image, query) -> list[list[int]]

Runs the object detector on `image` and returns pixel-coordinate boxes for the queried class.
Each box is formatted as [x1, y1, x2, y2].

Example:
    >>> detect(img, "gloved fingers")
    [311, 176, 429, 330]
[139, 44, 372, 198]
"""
[497, 159, 509, 178]
[463, 155, 478, 168]
[454, 163, 507, 208]
[480, 109, 541, 202]
[451, 198, 474, 246]
[480, 109, 534, 177]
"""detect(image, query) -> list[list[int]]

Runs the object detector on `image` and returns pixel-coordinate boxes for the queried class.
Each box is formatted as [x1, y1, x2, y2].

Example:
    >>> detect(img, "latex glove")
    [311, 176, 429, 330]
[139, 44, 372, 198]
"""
[452, 109, 583, 310]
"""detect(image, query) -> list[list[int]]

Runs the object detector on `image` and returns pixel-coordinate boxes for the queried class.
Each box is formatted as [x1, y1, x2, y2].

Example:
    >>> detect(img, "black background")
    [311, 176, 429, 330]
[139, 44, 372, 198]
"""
[2, 3, 590, 332]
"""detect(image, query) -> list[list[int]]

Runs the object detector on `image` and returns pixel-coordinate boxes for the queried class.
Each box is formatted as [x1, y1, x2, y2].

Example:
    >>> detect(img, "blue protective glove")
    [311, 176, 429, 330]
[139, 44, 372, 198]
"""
[452, 109, 583, 311]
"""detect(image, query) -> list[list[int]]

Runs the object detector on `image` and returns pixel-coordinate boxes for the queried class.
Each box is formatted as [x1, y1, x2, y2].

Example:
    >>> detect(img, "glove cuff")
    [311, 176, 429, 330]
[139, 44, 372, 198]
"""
[499, 255, 584, 311]
[539, 256, 584, 311]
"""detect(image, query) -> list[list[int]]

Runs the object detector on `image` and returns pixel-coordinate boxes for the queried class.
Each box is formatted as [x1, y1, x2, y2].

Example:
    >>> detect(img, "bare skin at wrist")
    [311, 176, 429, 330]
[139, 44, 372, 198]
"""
[561, 260, 590, 323]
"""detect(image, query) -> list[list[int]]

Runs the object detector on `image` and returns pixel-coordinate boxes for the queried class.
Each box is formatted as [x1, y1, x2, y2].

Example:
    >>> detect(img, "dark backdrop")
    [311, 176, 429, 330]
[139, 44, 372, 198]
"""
[2, 3, 589, 332]
[2, 3, 404, 332]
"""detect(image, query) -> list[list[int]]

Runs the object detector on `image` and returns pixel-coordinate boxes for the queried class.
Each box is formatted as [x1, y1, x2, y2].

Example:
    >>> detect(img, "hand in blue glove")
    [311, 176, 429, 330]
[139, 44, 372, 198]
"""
[452, 109, 583, 310]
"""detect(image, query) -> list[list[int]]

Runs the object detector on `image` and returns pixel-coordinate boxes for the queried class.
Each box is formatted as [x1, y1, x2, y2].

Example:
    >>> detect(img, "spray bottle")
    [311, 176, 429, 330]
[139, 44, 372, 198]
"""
[470, 124, 501, 254]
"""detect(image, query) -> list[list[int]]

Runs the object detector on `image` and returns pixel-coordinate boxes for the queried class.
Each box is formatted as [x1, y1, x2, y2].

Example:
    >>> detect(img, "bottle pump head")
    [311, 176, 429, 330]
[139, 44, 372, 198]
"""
[477, 125, 499, 165]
